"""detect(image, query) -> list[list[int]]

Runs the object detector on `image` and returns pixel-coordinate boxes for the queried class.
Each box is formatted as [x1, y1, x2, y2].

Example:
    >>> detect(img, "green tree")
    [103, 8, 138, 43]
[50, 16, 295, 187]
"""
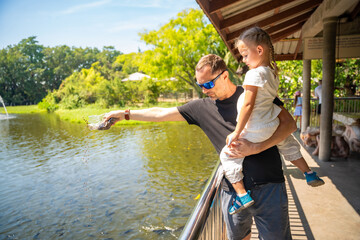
[113, 52, 140, 75]
[98, 46, 122, 65]
[18, 37, 48, 103]
[42, 45, 74, 90]
[334, 58, 359, 97]
[0, 46, 28, 104]
[0, 36, 46, 104]
[40, 60, 130, 110]
[138, 8, 235, 97]
[277, 60, 304, 99]
[0, 36, 123, 105]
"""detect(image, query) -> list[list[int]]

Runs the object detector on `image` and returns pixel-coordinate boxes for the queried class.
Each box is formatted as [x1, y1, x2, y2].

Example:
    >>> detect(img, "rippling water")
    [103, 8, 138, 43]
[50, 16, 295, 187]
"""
[0, 113, 218, 239]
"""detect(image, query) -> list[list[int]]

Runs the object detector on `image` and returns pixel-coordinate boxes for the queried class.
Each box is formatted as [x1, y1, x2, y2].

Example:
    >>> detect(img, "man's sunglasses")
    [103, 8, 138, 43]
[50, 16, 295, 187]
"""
[196, 70, 227, 89]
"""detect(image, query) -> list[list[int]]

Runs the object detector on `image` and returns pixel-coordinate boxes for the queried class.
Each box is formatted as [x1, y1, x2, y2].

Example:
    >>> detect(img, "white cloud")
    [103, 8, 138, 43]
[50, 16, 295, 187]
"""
[60, 0, 111, 15]
[106, 15, 167, 33]
[110, 0, 197, 9]
[114, 0, 163, 8]
[106, 6, 185, 34]
[107, 22, 151, 32]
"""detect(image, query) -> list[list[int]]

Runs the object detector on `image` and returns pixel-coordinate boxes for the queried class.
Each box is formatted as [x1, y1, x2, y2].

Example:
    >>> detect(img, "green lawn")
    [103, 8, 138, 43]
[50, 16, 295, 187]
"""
[1, 102, 184, 125]
[0, 105, 46, 114]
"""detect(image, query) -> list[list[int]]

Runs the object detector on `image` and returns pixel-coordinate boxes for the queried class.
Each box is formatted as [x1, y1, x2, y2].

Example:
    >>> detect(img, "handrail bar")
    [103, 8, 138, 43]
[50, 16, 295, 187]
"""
[280, 97, 360, 100]
[179, 160, 223, 240]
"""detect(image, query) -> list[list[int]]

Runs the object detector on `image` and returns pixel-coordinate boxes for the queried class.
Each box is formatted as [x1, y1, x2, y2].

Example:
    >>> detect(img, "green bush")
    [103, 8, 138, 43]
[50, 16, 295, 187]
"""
[38, 92, 59, 112]
[60, 94, 85, 109]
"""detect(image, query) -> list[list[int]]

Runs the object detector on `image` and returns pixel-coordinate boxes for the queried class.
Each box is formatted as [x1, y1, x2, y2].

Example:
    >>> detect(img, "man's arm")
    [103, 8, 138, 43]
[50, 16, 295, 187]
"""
[227, 106, 297, 157]
[104, 107, 186, 124]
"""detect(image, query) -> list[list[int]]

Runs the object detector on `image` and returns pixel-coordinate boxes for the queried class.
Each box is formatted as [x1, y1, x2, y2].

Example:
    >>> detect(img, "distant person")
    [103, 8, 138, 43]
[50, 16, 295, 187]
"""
[220, 27, 324, 216]
[314, 80, 322, 124]
[293, 91, 302, 130]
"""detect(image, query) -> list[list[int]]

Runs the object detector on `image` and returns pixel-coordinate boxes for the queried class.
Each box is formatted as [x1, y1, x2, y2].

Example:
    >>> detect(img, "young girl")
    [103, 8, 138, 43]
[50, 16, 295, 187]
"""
[220, 27, 324, 215]
[294, 91, 303, 129]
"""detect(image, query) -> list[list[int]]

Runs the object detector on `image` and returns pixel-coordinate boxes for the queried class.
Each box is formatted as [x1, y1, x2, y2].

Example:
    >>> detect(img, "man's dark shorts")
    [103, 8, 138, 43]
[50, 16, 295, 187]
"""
[221, 182, 292, 240]
[317, 104, 321, 115]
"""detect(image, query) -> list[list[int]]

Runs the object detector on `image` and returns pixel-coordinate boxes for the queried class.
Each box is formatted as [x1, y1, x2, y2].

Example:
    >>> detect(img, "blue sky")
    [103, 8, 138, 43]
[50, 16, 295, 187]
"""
[0, 0, 200, 53]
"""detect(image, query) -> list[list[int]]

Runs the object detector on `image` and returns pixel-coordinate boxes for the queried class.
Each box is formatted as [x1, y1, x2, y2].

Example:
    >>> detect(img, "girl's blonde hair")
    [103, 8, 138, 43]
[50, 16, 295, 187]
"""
[235, 27, 278, 75]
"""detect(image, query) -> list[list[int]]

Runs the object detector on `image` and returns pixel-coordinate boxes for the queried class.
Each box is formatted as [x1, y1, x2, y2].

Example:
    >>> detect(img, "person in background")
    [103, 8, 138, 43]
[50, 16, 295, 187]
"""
[294, 91, 302, 130]
[314, 80, 322, 125]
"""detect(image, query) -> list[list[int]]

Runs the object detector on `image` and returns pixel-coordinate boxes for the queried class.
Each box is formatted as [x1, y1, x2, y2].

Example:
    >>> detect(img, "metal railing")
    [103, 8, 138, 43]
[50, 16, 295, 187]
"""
[281, 97, 360, 127]
[333, 97, 360, 113]
[179, 160, 227, 240]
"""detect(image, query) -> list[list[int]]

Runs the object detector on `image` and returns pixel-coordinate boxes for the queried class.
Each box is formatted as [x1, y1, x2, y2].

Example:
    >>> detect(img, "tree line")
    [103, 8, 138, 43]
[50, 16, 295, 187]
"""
[0, 36, 121, 106]
[0, 8, 358, 111]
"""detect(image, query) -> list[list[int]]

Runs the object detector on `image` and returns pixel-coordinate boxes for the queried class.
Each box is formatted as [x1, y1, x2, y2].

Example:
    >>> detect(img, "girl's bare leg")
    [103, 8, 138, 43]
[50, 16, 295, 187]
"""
[294, 116, 299, 128]
[291, 157, 311, 173]
[232, 180, 247, 195]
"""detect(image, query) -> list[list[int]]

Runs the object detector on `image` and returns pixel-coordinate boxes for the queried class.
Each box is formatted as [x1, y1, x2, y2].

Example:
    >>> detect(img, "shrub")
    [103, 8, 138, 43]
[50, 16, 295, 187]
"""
[38, 92, 59, 112]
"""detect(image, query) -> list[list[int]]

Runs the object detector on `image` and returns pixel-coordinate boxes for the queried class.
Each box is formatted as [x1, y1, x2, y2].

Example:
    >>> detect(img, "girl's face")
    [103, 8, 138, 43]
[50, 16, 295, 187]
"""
[237, 40, 264, 69]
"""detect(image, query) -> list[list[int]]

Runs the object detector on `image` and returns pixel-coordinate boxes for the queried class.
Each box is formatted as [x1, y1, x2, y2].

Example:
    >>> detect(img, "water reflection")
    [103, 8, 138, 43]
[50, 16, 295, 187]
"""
[0, 113, 218, 239]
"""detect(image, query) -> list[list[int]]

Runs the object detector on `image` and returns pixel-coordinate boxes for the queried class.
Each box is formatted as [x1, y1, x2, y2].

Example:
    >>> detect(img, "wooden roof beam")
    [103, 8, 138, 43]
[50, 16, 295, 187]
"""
[350, 1, 360, 21]
[207, 0, 242, 14]
[220, 0, 297, 30]
[270, 23, 304, 43]
[302, 0, 356, 38]
[275, 53, 303, 61]
[226, 0, 322, 41]
[266, 11, 312, 35]
[196, 0, 239, 61]
[293, 32, 302, 60]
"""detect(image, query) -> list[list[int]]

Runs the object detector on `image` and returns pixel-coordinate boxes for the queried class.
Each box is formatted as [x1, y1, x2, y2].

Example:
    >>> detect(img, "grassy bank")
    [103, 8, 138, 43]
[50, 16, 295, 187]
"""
[2, 102, 184, 125]
[0, 105, 46, 114]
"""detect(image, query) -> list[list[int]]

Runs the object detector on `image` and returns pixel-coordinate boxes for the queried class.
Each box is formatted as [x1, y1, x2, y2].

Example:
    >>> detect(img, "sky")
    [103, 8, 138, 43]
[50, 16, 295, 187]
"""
[0, 0, 200, 53]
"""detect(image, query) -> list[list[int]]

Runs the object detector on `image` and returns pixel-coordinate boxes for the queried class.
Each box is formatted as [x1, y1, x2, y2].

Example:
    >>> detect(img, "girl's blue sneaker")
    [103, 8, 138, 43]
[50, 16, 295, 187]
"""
[305, 171, 325, 187]
[229, 191, 254, 215]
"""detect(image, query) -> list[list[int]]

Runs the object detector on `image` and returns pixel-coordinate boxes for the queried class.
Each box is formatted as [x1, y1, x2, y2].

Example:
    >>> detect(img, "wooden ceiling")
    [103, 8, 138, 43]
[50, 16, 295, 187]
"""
[196, 0, 360, 62]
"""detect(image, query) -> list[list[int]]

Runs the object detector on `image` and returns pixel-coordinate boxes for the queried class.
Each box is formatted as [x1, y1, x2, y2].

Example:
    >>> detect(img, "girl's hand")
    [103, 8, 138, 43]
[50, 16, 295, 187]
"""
[226, 131, 239, 146]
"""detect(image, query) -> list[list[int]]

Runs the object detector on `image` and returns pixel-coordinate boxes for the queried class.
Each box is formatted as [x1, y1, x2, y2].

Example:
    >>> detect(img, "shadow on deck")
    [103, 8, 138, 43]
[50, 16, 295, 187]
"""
[277, 132, 360, 239]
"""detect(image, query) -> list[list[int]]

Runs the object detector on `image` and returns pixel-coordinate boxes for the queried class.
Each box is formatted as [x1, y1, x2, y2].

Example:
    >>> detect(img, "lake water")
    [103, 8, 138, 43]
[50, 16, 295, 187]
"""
[0, 113, 218, 239]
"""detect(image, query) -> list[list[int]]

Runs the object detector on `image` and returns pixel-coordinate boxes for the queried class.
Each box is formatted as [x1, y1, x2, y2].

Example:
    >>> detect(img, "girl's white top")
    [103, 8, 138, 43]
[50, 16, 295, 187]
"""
[237, 66, 282, 130]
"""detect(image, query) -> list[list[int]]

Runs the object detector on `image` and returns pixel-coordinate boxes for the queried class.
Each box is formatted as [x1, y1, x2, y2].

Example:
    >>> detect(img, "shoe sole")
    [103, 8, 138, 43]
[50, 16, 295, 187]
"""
[307, 179, 325, 187]
[229, 200, 255, 215]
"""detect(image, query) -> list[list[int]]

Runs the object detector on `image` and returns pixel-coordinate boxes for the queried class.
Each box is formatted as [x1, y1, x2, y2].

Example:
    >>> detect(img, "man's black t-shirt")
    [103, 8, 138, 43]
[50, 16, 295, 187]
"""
[177, 86, 285, 190]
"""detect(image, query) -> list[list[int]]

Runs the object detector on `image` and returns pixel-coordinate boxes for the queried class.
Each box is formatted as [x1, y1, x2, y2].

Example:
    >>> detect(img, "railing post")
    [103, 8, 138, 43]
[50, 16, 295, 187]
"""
[302, 59, 311, 132]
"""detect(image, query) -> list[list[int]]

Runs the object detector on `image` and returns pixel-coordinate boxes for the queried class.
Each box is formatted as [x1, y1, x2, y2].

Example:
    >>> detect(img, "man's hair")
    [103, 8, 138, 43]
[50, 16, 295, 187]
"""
[196, 54, 227, 75]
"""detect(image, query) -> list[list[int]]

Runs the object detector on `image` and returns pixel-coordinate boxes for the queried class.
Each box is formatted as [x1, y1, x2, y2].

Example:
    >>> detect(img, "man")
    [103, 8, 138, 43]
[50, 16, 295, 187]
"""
[314, 79, 322, 123]
[104, 54, 296, 240]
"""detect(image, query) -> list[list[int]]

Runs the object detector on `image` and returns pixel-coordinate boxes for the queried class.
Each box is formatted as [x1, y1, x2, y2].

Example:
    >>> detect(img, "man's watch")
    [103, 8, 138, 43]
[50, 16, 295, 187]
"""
[124, 109, 130, 120]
